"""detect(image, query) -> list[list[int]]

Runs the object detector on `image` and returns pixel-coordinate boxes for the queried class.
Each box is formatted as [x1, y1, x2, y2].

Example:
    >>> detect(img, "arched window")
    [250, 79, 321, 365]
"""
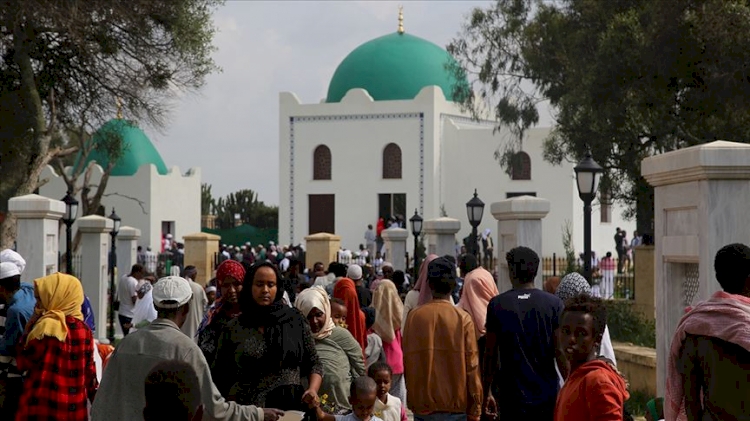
[382, 143, 402, 179]
[510, 151, 531, 180]
[313, 145, 332, 180]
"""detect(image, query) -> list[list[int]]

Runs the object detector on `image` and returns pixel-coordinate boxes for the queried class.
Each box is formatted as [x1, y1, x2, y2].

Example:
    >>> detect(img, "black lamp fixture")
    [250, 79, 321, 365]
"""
[465, 189, 485, 258]
[574, 150, 603, 283]
[107, 208, 121, 343]
[61, 191, 79, 275]
[409, 209, 423, 274]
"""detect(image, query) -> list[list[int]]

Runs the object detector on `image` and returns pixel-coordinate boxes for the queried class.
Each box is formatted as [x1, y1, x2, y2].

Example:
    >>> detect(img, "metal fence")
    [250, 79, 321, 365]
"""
[541, 253, 636, 300]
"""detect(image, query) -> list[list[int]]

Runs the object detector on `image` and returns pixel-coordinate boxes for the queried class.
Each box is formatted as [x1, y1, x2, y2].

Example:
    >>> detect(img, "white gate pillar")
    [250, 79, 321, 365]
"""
[642, 140, 750, 396]
[8, 194, 66, 283]
[491, 196, 550, 293]
[78, 215, 113, 342]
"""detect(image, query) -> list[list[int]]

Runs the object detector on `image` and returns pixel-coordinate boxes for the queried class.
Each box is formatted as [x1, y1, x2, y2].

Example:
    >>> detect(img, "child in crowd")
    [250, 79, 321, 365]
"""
[205, 286, 216, 309]
[368, 362, 407, 421]
[331, 298, 348, 328]
[363, 308, 385, 369]
[314, 376, 383, 421]
[554, 295, 629, 420]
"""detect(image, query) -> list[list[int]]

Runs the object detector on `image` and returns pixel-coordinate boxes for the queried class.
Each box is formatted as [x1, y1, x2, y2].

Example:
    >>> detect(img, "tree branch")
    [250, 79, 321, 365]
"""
[102, 191, 148, 214]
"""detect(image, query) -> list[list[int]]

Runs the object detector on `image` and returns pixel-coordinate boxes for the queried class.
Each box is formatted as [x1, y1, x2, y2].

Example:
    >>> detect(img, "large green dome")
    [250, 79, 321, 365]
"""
[79, 119, 168, 176]
[326, 32, 468, 103]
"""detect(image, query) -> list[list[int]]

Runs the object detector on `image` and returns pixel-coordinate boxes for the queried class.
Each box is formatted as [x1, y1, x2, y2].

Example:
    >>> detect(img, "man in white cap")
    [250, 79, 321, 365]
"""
[0, 260, 35, 417]
[92, 276, 284, 421]
[347, 264, 371, 308]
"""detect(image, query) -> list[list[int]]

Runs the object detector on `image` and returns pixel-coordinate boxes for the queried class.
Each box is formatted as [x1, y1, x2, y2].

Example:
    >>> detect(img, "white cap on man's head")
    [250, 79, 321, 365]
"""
[152, 276, 193, 309]
[346, 264, 363, 281]
[0, 262, 20, 280]
[0, 249, 26, 274]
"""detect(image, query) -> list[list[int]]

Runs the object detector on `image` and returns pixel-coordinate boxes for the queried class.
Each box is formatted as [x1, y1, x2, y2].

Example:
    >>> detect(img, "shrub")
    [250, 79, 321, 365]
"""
[604, 300, 656, 348]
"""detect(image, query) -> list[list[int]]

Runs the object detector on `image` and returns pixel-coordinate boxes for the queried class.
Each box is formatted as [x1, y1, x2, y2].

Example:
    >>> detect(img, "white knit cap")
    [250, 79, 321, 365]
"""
[0, 262, 20, 280]
[0, 249, 26, 274]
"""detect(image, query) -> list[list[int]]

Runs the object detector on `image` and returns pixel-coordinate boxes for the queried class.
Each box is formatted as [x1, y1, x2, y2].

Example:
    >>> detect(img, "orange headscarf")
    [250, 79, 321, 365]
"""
[333, 278, 367, 351]
[456, 267, 499, 338]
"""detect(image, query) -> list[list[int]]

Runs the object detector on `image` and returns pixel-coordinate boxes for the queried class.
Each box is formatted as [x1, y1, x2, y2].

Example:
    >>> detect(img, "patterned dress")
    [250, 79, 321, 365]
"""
[15, 317, 98, 420]
[212, 317, 323, 408]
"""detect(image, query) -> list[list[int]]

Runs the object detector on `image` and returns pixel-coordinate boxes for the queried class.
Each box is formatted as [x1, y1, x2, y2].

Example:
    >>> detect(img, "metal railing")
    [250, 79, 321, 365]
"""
[541, 253, 636, 300]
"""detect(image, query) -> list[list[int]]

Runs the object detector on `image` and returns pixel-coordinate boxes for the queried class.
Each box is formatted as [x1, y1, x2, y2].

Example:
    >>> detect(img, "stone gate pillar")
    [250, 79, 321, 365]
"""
[184, 232, 221, 286]
[304, 233, 341, 269]
[642, 140, 750, 395]
[491, 195, 550, 293]
[8, 194, 66, 283]
[424, 218, 461, 258]
[78, 215, 113, 342]
[382, 228, 408, 272]
[116, 226, 140, 279]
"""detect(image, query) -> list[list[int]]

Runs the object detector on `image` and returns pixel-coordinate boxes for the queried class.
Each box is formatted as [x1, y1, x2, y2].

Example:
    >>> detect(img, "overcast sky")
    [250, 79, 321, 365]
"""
[145, 0, 502, 205]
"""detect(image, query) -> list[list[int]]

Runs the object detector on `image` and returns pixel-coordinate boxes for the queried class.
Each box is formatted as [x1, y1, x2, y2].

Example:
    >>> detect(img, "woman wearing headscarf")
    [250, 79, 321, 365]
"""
[554, 272, 616, 386]
[333, 277, 367, 351]
[197, 259, 245, 367]
[295, 286, 365, 413]
[212, 262, 323, 411]
[456, 266, 499, 370]
[16, 273, 97, 421]
[372, 279, 407, 405]
[403, 254, 456, 329]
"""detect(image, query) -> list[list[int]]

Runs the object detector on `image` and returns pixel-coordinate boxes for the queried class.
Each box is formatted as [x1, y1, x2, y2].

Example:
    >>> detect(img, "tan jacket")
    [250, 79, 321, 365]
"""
[403, 300, 482, 417]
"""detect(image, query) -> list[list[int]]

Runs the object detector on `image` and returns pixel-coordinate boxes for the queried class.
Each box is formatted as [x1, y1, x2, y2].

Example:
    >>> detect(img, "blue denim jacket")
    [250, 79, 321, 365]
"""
[0, 282, 36, 356]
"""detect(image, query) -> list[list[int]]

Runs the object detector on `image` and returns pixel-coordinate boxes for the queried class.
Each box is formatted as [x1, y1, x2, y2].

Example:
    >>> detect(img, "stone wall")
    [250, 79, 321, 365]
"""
[613, 342, 657, 397]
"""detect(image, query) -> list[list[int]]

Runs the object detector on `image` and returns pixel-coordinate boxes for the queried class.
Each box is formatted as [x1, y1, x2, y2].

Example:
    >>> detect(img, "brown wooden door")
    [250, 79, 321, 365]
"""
[309, 194, 335, 234]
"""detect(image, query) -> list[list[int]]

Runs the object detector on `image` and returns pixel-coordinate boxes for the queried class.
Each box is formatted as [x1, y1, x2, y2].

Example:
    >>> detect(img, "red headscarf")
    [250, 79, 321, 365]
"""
[198, 260, 245, 333]
[333, 278, 367, 351]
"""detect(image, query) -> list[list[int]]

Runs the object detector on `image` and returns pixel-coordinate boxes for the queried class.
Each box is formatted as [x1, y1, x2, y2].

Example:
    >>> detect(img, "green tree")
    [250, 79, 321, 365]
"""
[448, 0, 750, 233]
[214, 189, 279, 230]
[201, 183, 216, 215]
[0, 0, 223, 248]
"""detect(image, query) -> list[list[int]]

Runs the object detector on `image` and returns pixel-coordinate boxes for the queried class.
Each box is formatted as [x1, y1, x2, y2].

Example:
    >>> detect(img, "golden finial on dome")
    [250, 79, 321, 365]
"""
[398, 5, 404, 34]
[116, 97, 123, 119]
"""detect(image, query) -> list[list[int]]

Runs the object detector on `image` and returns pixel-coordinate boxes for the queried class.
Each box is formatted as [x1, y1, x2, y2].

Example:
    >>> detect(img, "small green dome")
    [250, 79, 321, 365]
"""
[326, 32, 468, 103]
[80, 119, 168, 176]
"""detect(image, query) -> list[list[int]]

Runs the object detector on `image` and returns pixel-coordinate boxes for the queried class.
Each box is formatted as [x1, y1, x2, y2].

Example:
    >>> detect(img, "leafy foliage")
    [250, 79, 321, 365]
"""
[560, 220, 578, 277]
[212, 189, 278, 230]
[448, 0, 750, 232]
[0, 0, 223, 247]
[201, 183, 216, 215]
[604, 300, 656, 348]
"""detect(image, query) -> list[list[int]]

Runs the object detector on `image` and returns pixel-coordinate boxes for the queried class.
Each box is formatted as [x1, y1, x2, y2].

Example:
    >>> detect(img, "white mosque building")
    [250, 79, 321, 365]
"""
[39, 116, 201, 250]
[278, 16, 634, 258]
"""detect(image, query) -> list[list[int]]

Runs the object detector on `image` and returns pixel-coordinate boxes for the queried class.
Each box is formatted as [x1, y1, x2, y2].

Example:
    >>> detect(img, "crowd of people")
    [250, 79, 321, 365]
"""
[1, 239, 749, 420]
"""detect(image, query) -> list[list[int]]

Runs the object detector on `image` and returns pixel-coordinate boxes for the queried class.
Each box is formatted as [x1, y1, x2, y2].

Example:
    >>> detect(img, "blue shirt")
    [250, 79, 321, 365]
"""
[486, 288, 563, 406]
[0, 282, 36, 356]
[82, 295, 96, 332]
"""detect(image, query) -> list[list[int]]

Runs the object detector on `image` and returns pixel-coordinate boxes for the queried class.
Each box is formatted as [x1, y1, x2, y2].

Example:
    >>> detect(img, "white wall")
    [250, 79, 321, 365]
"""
[38, 163, 201, 251]
[279, 86, 635, 258]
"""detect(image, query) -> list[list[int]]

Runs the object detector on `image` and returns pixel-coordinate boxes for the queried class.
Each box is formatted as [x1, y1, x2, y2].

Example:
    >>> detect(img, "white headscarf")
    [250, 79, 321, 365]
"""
[294, 286, 335, 340]
[481, 228, 491, 240]
[0, 249, 26, 274]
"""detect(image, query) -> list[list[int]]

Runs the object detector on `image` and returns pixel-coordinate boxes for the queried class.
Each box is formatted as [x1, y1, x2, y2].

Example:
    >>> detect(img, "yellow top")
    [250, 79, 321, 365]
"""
[116, 97, 123, 119]
[26, 273, 84, 346]
[398, 5, 404, 34]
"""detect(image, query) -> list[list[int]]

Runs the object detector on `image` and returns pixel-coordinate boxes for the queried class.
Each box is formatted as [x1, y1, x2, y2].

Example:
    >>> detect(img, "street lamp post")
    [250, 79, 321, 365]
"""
[409, 209, 423, 275]
[465, 189, 485, 259]
[61, 191, 79, 275]
[574, 150, 603, 283]
[108, 208, 121, 343]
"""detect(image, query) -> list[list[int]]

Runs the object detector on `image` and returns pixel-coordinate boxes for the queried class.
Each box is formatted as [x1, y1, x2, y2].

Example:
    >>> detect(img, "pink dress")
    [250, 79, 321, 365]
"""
[382, 329, 404, 374]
